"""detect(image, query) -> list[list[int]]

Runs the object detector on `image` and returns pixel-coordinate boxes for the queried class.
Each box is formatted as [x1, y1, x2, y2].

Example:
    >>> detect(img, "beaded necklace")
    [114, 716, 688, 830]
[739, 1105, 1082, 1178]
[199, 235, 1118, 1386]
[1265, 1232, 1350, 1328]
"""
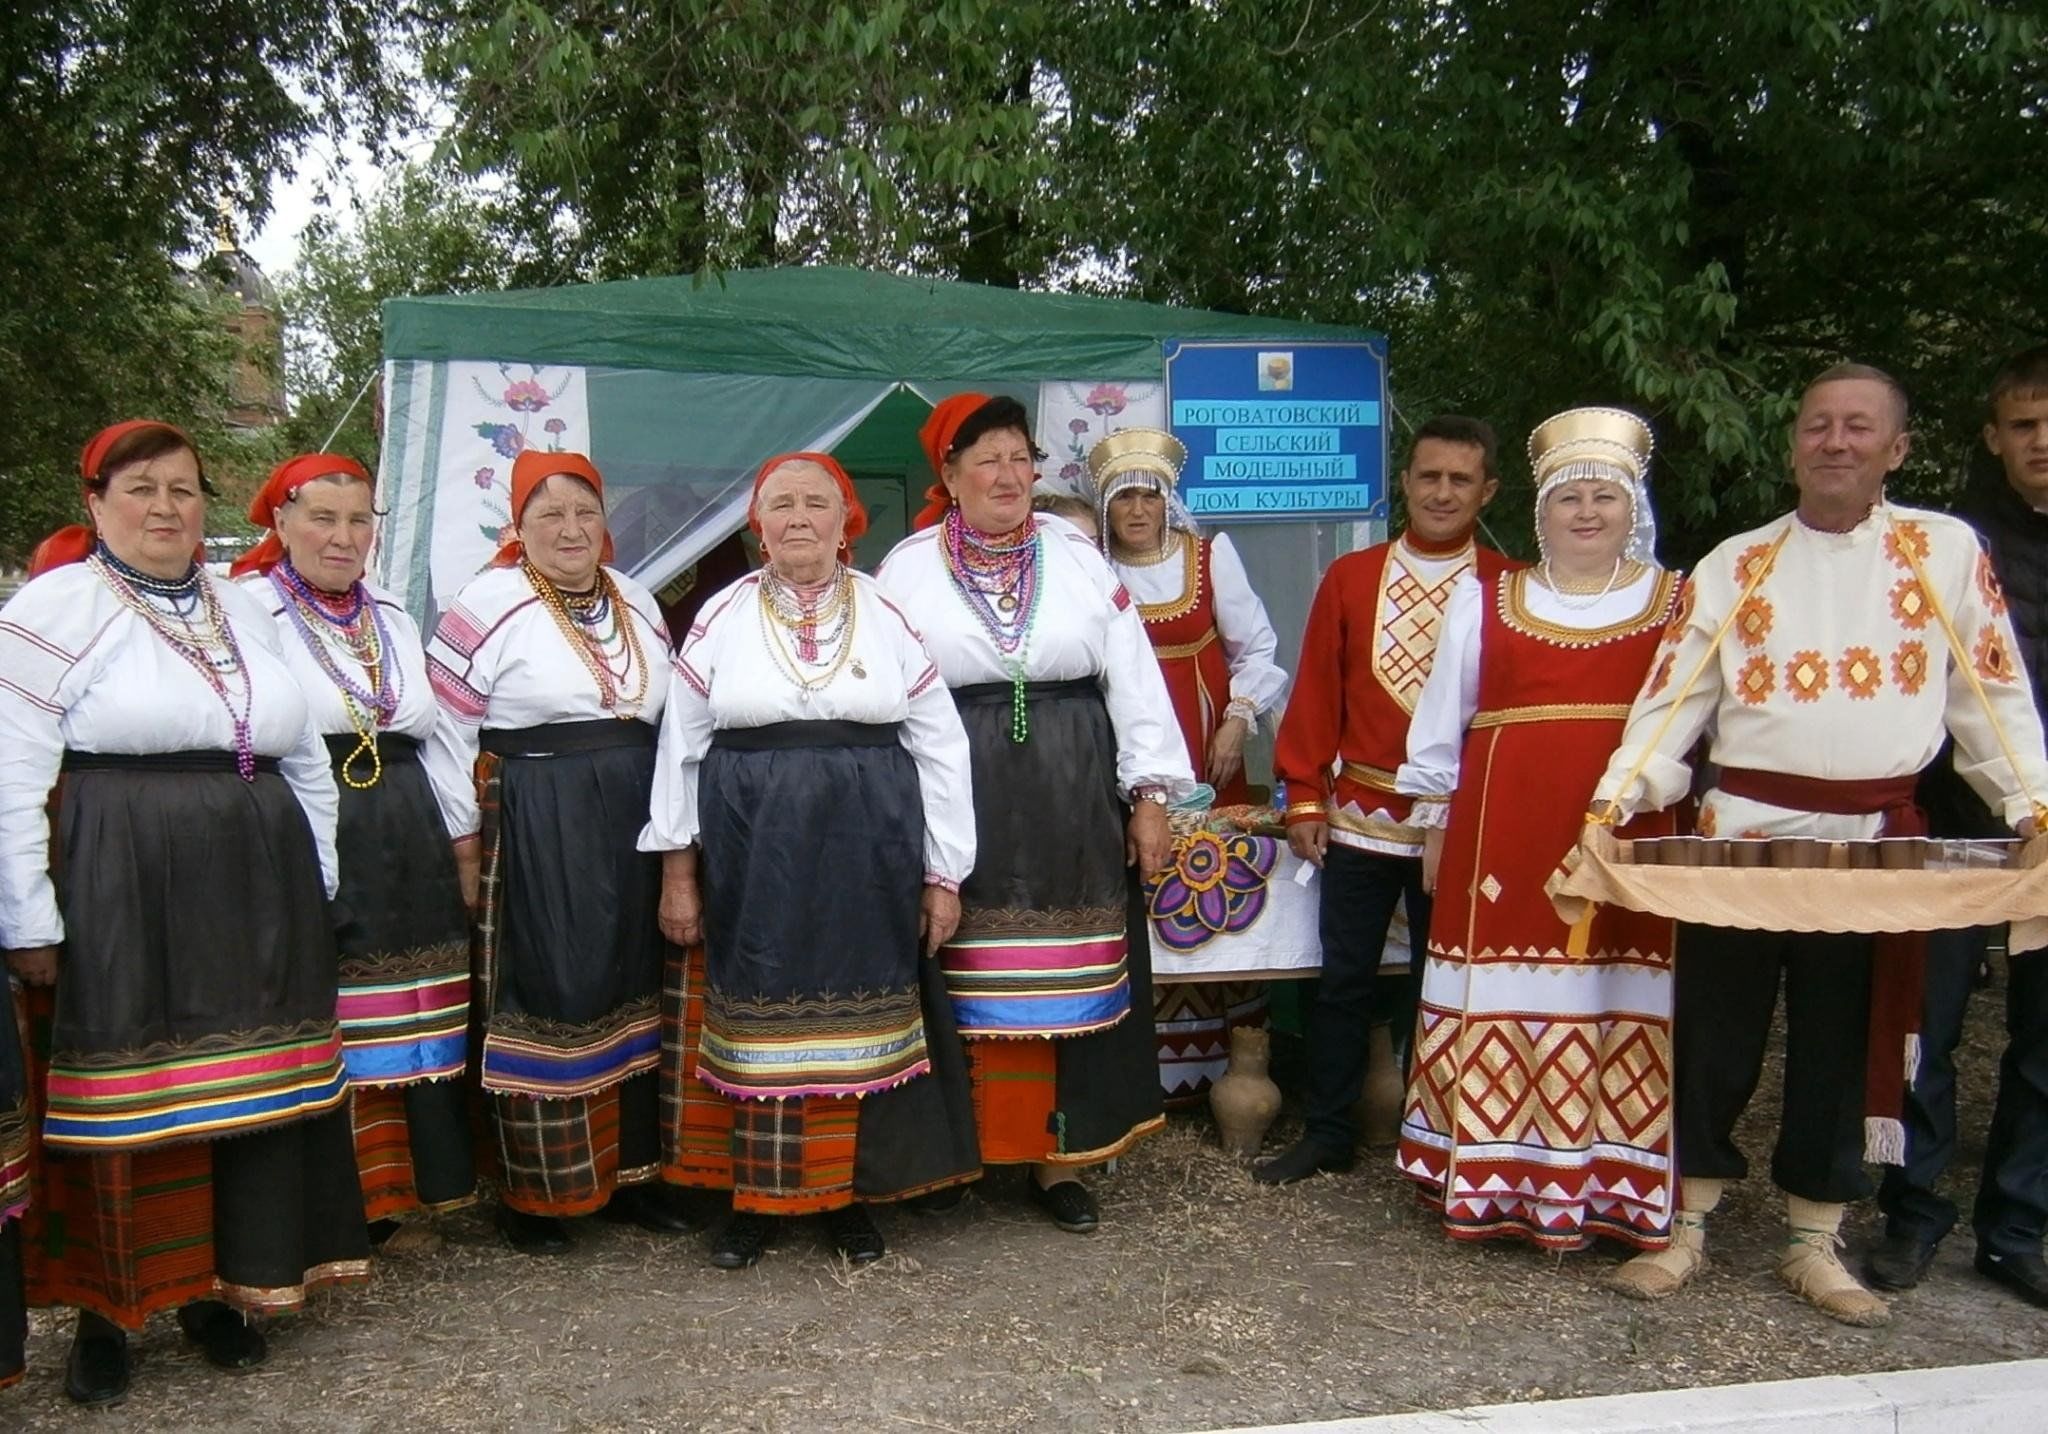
[271, 561, 400, 789]
[760, 567, 854, 665]
[940, 509, 1043, 742]
[758, 565, 862, 702]
[89, 547, 259, 780]
[523, 560, 650, 718]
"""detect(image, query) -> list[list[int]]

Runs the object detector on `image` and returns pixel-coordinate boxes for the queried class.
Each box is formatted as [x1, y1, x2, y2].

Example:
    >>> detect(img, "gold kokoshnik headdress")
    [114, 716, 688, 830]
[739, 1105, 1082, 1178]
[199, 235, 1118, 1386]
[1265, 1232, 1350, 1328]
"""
[1085, 426, 1196, 557]
[1527, 406, 1658, 564]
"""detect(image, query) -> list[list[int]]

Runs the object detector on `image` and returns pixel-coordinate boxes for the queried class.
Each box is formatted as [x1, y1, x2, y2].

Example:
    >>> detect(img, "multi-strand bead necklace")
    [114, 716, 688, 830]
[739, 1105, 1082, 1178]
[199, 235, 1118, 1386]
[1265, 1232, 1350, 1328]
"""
[89, 545, 260, 780]
[271, 560, 400, 788]
[758, 564, 863, 702]
[940, 508, 1043, 742]
[523, 560, 649, 718]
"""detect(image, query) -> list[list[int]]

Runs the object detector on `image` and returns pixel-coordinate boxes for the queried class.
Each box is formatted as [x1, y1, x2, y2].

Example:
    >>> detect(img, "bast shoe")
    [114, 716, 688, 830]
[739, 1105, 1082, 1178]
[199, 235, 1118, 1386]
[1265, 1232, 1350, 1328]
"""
[1780, 1233, 1891, 1327]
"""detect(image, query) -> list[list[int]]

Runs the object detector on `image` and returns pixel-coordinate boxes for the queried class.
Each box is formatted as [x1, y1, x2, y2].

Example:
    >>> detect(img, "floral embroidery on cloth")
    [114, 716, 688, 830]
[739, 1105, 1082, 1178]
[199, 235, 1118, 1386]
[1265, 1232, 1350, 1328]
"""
[1146, 832, 1278, 952]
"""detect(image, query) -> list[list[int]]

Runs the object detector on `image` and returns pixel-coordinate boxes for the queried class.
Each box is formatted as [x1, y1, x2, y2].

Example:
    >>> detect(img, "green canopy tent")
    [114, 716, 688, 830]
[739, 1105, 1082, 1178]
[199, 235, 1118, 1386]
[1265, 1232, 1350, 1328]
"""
[373, 265, 1384, 661]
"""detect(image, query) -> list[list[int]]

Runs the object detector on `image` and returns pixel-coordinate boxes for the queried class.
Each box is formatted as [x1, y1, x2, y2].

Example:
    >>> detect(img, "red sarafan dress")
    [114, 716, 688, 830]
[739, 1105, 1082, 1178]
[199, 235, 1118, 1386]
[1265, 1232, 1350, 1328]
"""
[1397, 566, 1680, 1250]
[1129, 534, 1259, 805]
[1115, 530, 1289, 1101]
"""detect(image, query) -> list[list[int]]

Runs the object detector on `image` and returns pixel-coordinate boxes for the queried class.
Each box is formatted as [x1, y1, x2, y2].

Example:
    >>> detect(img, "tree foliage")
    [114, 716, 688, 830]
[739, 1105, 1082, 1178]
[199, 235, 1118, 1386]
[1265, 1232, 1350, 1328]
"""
[430, 0, 2047, 561]
[0, 1, 420, 561]
[277, 162, 524, 466]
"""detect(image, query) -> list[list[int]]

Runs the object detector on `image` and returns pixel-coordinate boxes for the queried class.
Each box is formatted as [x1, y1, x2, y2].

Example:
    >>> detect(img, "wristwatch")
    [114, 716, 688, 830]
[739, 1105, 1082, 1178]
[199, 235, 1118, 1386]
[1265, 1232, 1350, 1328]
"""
[1134, 785, 1169, 807]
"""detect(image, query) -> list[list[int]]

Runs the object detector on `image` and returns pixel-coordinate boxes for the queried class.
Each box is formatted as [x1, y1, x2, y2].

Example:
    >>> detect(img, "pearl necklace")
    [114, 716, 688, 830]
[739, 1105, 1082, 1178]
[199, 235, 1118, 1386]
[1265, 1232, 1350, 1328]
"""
[1539, 557, 1627, 610]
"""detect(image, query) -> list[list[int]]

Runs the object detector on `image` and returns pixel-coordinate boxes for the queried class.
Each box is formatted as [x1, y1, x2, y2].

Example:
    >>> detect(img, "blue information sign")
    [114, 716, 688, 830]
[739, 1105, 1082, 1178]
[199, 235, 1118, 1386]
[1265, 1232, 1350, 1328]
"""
[1162, 338, 1389, 521]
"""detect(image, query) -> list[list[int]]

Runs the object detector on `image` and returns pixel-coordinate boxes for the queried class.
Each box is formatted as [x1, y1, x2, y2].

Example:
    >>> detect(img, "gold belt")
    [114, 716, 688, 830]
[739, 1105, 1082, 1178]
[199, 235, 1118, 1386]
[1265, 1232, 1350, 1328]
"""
[1468, 702, 1631, 730]
[1151, 629, 1218, 661]
[1338, 760, 1400, 793]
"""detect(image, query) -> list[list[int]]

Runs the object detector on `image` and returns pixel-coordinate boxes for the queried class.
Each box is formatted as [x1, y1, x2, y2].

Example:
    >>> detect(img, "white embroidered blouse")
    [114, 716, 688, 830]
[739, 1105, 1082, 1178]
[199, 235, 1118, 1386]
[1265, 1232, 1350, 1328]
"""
[0, 562, 341, 948]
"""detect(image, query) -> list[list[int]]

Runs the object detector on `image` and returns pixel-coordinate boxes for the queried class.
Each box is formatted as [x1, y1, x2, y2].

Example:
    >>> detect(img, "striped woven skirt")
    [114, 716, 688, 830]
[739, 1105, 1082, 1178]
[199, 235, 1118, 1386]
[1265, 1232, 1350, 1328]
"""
[23, 754, 369, 1327]
[656, 722, 979, 1214]
[2, 986, 28, 1388]
[328, 733, 476, 1221]
[475, 721, 666, 1216]
[944, 681, 1165, 1166]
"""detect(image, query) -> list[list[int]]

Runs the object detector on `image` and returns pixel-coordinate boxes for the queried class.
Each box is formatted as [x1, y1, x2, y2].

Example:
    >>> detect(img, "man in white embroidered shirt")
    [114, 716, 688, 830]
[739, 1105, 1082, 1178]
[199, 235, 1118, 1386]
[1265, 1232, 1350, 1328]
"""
[1587, 363, 2048, 1327]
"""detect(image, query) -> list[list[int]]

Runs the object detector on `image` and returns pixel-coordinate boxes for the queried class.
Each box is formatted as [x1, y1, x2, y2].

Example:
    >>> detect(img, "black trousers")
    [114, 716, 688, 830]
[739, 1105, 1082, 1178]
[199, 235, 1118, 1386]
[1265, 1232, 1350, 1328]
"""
[1303, 844, 1430, 1152]
[1880, 929, 2048, 1257]
[1674, 923, 1875, 1204]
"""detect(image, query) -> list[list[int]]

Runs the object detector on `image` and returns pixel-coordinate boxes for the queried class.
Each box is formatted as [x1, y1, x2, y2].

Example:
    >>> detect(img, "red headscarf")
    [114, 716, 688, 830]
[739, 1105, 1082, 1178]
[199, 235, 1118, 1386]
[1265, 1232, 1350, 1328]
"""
[228, 452, 373, 578]
[30, 419, 199, 577]
[749, 451, 869, 565]
[491, 450, 614, 568]
[912, 392, 997, 531]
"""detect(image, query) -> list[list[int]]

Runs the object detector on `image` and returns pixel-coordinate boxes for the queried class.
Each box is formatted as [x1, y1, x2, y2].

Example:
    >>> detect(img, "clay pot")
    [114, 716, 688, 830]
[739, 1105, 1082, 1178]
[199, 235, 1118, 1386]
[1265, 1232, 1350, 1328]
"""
[1211, 1027, 1284, 1160]
[1355, 1024, 1404, 1150]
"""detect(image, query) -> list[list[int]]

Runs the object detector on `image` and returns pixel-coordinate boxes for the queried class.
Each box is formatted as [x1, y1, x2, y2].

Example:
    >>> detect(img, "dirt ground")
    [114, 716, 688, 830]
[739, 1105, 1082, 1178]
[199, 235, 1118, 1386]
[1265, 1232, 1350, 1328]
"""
[14, 961, 2048, 1433]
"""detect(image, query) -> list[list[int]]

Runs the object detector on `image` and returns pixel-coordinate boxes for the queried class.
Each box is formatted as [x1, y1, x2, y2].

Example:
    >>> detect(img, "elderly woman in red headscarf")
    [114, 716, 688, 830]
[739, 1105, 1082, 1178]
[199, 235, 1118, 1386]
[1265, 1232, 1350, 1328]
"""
[643, 452, 981, 1268]
[1, 422, 365, 1405]
[426, 449, 701, 1254]
[235, 455, 477, 1250]
[877, 395, 1192, 1235]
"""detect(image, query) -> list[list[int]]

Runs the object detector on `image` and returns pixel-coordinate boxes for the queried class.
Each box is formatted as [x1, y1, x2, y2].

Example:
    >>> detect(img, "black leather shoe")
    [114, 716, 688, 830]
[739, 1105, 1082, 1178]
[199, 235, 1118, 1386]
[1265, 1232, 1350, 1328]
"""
[1252, 1138, 1355, 1186]
[710, 1212, 776, 1269]
[1027, 1178, 1099, 1234]
[177, 1299, 268, 1372]
[823, 1205, 886, 1263]
[907, 1185, 968, 1216]
[1864, 1231, 1941, 1291]
[496, 1204, 572, 1255]
[600, 1184, 707, 1236]
[64, 1315, 129, 1408]
[1976, 1248, 2048, 1308]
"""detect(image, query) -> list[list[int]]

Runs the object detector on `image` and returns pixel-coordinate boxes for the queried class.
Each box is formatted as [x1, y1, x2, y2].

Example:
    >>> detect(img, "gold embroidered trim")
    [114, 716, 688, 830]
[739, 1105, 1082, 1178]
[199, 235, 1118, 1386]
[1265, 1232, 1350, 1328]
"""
[1151, 629, 1218, 660]
[953, 904, 1125, 941]
[1282, 800, 1327, 820]
[1369, 541, 1475, 713]
[1328, 810, 1423, 843]
[53, 1018, 340, 1070]
[1469, 703, 1632, 729]
[1496, 568, 1680, 648]
[1339, 760, 1400, 793]
[1136, 537, 1203, 624]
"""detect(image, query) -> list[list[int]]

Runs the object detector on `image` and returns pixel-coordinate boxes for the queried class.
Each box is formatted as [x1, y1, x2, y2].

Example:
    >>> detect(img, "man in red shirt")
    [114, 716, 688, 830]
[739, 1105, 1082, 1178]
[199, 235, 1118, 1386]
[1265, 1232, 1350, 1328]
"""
[1259, 415, 1516, 1184]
